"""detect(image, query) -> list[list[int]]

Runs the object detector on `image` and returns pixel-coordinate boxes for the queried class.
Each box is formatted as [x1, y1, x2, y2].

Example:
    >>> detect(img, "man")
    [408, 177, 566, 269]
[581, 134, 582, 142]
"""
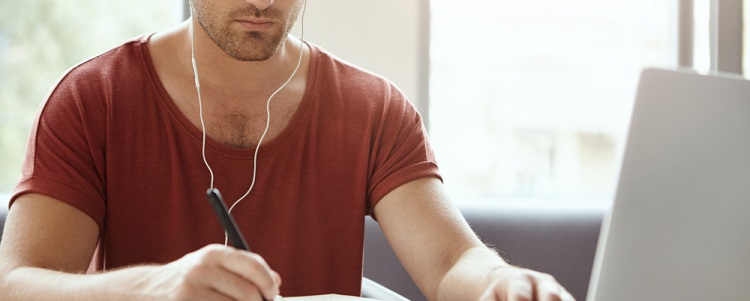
[0, 0, 575, 300]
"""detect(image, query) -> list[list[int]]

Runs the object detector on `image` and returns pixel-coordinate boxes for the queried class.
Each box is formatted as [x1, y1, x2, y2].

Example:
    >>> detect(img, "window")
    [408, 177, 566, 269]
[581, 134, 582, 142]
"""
[746, 0, 750, 74]
[692, 0, 750, 75]
[2, 1, 745, 207]
[0, 0, 181, 204]
[429, 0, 674, 202]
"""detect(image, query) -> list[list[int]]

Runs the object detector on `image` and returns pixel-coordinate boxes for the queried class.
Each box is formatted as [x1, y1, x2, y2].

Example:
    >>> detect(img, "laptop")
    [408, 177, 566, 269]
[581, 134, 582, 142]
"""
[586, 68, 750, 301]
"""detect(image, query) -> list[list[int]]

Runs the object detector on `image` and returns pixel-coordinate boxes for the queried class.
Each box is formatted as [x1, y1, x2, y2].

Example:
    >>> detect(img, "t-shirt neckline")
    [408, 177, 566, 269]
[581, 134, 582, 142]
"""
[137, 33, 319, 159]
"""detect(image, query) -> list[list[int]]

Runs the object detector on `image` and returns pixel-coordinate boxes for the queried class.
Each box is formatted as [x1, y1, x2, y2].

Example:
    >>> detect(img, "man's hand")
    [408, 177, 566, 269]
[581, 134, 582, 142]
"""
[0, 194, 282, 301]
[132, 244, 282, 301]
[479, 266, 575, 301]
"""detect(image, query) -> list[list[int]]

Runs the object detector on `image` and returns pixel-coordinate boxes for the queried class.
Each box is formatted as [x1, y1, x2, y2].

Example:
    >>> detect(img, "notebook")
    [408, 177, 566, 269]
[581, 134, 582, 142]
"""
[282, 294, 377, 301]
[586, 68, 750, 300]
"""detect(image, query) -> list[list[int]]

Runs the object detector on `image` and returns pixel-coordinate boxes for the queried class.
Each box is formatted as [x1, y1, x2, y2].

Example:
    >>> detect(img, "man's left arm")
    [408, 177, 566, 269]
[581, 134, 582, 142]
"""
[373, 177, 576, 301]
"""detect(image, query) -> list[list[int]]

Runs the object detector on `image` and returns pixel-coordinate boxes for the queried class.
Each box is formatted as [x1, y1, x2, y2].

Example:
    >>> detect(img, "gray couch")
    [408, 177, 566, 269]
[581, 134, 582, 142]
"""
[0, 201, 605, 300]
[364, 202, 606, 300]
[0, 206, 6, 244]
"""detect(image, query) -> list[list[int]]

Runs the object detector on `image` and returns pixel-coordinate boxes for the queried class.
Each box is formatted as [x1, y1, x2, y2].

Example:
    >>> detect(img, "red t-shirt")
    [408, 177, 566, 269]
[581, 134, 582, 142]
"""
[11, 35, 441, 296]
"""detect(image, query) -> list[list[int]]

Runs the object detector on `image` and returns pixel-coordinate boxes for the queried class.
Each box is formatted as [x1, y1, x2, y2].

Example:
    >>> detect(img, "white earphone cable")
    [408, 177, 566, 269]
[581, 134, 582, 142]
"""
[190, 1, 307, 245]
[191, 25, 215, 190]
[229, 0, 307, 214]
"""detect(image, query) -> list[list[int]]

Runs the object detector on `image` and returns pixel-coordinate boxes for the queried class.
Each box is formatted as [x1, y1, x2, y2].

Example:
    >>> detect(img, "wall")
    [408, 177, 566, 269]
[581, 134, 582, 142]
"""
[182, 0, 429, 116]
[290, 0, 429, 117]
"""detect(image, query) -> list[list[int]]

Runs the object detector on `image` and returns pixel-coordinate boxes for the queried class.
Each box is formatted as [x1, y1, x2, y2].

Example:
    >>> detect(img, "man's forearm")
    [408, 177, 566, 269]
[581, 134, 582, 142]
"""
[0, 244, 282, 301]
[436, 246, 510, 301]
[0, 265, 162, 301]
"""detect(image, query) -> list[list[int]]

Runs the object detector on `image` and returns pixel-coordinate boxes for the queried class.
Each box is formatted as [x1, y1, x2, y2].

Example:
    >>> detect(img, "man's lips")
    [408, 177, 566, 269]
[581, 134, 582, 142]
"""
[235, 19, 274, 31]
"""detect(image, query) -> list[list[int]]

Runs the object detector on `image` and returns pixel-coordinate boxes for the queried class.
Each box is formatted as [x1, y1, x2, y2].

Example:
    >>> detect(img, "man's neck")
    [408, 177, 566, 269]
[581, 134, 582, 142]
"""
[185, 19, 303, 100]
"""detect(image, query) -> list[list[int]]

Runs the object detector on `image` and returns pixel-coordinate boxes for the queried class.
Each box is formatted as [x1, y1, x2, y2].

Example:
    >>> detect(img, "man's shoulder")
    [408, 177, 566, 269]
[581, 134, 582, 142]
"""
[40, 34, 155, 116]
[65, 34, 151, 82]
[308, 43, 408, 109]
[309, 43, 394, 90]
[44, 34, 153, 106]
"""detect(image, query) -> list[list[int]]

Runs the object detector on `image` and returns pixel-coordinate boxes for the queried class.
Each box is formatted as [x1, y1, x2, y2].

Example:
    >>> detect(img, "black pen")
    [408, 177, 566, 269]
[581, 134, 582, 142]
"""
[207, 188, 250, 251]
[207, 189, 277, 301]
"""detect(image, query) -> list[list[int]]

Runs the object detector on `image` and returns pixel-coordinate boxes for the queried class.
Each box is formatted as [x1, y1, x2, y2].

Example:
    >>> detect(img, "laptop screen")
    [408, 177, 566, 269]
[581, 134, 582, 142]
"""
[587, 68, 750, 301]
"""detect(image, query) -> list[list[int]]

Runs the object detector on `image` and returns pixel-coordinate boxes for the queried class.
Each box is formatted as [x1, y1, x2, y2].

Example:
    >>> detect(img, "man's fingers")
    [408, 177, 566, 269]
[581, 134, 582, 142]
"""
[219, 249, 280, 300]
[186, 260, 265, 301]
[482, 267, 577, 301]
[531, 272, 576, 301]
[507, 278, 534, 301]
[561, 290, 576, 301]
[479, 278, 534, 301]
[272, 270, 282, 288]
[186, 245, 280, 301]
[171, 274, 236, 301]
[534, 278, 564, 301]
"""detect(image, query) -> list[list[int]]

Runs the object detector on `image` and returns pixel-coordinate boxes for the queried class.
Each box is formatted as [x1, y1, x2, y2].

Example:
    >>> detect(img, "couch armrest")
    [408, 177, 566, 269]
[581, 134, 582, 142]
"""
[364, 201, 607, 301]
[0, 205, 7, 241]
[362, 277, 409, 301]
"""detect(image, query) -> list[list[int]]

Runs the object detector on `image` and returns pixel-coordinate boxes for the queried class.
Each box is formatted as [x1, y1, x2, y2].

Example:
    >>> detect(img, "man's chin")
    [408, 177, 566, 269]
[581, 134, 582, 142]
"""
[233, 48, 283, 61]
[221, 34, 282, 61]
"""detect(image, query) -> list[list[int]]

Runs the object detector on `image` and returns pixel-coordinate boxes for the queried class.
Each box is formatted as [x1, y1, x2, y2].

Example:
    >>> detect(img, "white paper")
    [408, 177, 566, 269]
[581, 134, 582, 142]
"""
[280, 294, 379, 301]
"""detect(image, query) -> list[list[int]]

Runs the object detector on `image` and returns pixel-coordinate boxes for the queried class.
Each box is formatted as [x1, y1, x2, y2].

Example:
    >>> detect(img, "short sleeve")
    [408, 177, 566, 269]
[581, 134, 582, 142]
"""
[11, 64, 108, 230]
[366, 84, 442, 216]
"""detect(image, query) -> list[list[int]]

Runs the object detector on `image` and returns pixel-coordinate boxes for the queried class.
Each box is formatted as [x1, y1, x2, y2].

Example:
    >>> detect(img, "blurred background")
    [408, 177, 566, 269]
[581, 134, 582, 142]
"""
[1, 0, 748, 207]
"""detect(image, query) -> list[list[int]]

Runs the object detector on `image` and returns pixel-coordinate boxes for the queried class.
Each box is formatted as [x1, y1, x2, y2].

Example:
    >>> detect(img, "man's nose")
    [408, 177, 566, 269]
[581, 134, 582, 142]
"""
[245, 0, 274, 11]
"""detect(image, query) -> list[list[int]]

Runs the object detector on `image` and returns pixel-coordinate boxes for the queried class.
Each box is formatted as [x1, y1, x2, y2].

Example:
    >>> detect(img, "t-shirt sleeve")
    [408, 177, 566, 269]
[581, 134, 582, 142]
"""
[10, 65, 108, 230]
[366, 83, 442, 216]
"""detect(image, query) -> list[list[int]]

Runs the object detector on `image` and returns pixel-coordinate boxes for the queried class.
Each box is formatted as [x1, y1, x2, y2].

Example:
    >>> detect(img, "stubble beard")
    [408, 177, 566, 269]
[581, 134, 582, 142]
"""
[193, 1, 301, 62]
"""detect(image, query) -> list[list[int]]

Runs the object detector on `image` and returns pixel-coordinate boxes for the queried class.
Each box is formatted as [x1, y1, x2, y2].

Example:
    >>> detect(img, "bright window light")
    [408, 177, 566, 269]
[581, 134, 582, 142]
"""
[429, 0, 674, 202]
[0, 0, 180, 195]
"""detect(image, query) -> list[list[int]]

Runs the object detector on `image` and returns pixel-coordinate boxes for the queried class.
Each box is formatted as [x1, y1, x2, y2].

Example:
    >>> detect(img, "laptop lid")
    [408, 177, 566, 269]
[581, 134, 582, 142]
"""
[587, 68, 750, 301]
